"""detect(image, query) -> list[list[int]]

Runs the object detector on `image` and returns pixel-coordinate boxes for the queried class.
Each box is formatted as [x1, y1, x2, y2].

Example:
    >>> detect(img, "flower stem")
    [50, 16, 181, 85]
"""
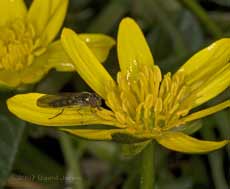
[201, 126, 228, 189]
[59, 133, 84, 189]
[140, 141, 155, 189]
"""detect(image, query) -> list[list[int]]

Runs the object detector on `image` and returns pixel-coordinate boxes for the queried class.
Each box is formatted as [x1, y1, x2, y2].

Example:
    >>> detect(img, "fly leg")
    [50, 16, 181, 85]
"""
[88, 107, 101, 115]
[49, 108, 64, 119]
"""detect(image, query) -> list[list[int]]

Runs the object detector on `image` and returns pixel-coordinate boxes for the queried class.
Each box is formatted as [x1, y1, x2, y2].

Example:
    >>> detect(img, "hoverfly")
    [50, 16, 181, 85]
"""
[37, 92, 102, 119]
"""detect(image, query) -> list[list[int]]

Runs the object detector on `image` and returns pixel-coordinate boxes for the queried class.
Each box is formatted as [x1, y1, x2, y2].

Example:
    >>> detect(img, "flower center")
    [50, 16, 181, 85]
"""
[0, 19, 46, 71]
[104, 65, 193, 134]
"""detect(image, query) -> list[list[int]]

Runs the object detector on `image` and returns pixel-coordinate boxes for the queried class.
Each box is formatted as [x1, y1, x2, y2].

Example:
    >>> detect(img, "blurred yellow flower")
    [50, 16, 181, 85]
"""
[7, 18, 230, 153]
[0, 0, 115, 88]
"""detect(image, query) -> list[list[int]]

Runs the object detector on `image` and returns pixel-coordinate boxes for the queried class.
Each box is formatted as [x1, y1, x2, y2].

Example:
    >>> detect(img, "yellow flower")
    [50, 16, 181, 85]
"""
[7, 18, 230, 153]
[0, 0, 115, 88]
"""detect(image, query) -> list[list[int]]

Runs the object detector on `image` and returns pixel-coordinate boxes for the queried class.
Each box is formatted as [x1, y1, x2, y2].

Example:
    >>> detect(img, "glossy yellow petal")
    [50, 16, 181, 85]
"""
[0, 35, 114, 87]
[118, 17, 154, 79]
[61, 28, 115, 99]
[62, 129, 125, 141]
[20, 51, 55, 85]
[179, 100, 230, 124]
[79, 34, 115, 62]
[174, 39, 230, 109]
[177, 39, 230, 84]
[0, 42, 71, 88]
[7, 93, 117, 126]
[194, 64, 230, 106]
[40, 0, 68, 45]
[45, 40, 74, 72]
[0, 0, 27, 26]
[48, 36, 115, 72]
[28, 0, 68, 42]
[28, 0, 51, 36]
[19, 41, 71, 85]
[179, 64, 230, 109]
[156, 132, 228, 153]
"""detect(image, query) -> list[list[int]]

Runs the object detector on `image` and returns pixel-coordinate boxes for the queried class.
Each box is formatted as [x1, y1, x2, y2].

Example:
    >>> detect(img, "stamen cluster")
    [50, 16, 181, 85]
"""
[0, 19, 45, 71]
[103, 66, 193, 134]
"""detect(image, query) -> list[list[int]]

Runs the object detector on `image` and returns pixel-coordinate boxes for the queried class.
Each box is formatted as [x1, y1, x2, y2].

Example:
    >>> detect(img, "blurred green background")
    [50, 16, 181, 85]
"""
[1, 0, 230, 188]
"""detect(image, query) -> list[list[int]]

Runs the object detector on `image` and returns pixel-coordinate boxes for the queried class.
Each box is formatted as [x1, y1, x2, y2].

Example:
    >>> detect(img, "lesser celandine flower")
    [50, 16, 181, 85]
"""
[7, 18, 230, 153]
[0, 0, 114, 88]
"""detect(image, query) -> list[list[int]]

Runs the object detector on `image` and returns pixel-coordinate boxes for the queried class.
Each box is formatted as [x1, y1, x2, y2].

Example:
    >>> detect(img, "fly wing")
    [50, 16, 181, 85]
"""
[37, 94, 64, 107]
[37, 93, 81, 108]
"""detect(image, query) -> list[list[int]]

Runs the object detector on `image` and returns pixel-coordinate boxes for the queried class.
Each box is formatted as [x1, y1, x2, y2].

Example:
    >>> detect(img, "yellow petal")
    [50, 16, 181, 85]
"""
[156, 132, 228, 153]
[194, 64, 230, 106]
[61, 28, 115, 99]
[177, 39, 230, 84]
[0, 0, 27, 26]
[117, 17, 154, 79]
[48, 36, 115, 72]
[0, 36, 113, 87]
[79, 34, 115, 63]
[19, 52, 50, 85]
[28, 0, 68, 42]
[0, 42, 71, 88]
[180, 100, 230, 124]
[64, 128, 154, 142]
[175, 39, 230, 109]
[0, 70, 20, 88]
[7, 93, 117, 126]
[179, 64, 230, 109]
[62, 129, 125, 141]
[28, 0, 51, 36]
[40, 0, 68, 45]
[45, 40, 74, 72]
[20, 41, 71, 85]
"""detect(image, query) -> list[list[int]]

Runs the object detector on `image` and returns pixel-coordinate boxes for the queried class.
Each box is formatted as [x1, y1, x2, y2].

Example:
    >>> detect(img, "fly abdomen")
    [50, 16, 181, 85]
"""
[37, 92, 102, 108]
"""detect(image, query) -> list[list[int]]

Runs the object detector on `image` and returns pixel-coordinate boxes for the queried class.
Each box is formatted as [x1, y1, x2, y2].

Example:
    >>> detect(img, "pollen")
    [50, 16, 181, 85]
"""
[100, 65, 194, 135]
[0, 19, 46, 71]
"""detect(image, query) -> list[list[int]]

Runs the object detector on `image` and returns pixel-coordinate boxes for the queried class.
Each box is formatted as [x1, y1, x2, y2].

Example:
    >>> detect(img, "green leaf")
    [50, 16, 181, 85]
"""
[87, 0, 129, 33]
[14, 139, 64, 179]
[121, 141, 151, 158]
[111, 133, 149, 144]
[171, 120, 202, 135]
[87, 141, 118, 161]
[201, 120, 229, 189]
[0, 114, 25, 187]
[141, 0, 188, 56]
[179, 11, 204, 52]
[157, 177, 193, 189]
[210, 0, 230, 6]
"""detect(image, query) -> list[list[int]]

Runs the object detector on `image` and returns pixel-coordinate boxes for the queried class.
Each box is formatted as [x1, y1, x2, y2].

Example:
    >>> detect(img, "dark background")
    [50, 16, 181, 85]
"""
[2, 0, 230, 188]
